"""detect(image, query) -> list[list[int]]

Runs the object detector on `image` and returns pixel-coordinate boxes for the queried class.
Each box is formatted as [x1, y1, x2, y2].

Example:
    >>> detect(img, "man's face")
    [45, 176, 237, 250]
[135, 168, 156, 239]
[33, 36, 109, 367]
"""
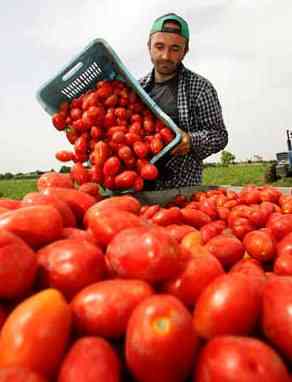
[148, 22, 187, 76]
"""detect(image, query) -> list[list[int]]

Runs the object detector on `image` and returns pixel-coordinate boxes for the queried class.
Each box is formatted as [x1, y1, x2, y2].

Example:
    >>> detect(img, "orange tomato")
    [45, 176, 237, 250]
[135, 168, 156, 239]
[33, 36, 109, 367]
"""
[0, 289, 71, 378]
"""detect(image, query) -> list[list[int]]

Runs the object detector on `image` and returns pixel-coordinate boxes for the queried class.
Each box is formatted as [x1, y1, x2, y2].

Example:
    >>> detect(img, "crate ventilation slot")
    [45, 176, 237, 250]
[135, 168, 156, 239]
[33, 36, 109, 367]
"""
[61, 62, 102, 99]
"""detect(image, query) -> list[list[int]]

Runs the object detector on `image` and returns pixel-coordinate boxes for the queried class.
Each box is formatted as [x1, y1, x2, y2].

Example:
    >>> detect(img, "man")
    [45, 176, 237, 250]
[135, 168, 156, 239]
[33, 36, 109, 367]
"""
[140, 13, 228, 189]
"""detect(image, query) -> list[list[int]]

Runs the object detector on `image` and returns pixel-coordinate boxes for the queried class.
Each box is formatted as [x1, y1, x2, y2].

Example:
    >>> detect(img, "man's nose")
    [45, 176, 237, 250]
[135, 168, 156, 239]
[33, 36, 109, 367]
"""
[161, 49, 171, 60]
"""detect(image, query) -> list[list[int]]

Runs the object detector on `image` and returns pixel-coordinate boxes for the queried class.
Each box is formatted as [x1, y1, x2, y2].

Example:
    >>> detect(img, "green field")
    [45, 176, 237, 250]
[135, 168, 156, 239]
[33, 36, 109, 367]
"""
[0, 164, 292, 200]
[0, 179, 37, 199]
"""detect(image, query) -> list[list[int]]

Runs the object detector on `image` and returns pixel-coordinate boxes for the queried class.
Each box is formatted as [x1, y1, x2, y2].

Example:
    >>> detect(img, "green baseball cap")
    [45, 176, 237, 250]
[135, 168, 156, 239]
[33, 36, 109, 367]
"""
[150, 13, 190, 41]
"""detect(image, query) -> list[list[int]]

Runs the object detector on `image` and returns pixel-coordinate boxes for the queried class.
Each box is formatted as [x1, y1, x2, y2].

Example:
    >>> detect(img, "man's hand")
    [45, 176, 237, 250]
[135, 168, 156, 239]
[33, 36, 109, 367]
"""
[171, 129, 191, 156]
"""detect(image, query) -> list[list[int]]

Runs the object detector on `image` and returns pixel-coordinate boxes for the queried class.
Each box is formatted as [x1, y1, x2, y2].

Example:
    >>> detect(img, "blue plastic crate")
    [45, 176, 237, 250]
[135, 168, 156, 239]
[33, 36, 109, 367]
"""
[36, 38, 182, 165]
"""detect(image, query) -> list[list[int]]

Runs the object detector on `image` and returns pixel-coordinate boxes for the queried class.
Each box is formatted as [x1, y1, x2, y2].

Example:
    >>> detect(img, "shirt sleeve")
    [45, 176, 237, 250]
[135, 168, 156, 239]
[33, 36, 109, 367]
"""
[189, 83, 228, 161]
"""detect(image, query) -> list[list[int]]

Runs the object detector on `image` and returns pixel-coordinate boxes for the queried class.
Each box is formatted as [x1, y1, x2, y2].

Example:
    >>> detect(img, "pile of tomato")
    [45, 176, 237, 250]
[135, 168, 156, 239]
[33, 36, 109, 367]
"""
[0, 173, 292, 381]
[52, 79, 176, 192]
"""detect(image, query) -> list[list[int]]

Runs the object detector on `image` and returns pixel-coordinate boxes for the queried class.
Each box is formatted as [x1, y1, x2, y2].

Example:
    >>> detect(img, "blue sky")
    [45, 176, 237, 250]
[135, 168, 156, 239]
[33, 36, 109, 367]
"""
[1, 0, 292, 172]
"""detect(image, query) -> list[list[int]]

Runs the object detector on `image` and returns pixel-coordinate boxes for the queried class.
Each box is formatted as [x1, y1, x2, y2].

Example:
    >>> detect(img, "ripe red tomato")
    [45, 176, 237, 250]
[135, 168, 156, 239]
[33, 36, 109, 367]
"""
[61, 227, 98, 246]
[150, 137, 163, 154]
[37, 172, 73, 191]
[70, 162, 90, 185]
[106, 225, 181, 283]
[0, 367, 46, 382]
[114, 107, 127, 120]
[104, 94, 118, 108]
[143, 118, 155, 134]
[90, 126, 102, 140]
[70, 107, 82, 121]
[104, 111, 116, 127]
[117, 145, 132, 162]
[96, 83, 113, 100]
[194, 336, 290, 382]
[164, 224, 195, 243]
[86, 195, 141, 215]
[238, 186, 261, 205]
[248, 207, 268, 227]
[41, 187, 96, 221]
[92, 141, 110, 167]
[131, 113, 142, 123]
[89, 106, 105, 125]
[133, 176, 144, 192]
[230, 258, 266, 286]
[74, 133, 89, 155]
[71, 279, 153, 338]
[180, 231, 209, 258]
[198, 198, 218, 220]
[193, 273, 261, 339]
[267, 213, 292, 240]
[140, 163, 159, 181]
[103, 157, 121, 177]
[85, 207, 145, 248]
[37, 239, 106, 299]
[140, 204, 160, 220]
[133, 141, 149, 159]
[58, 337, 121, 382]
[151, 207, 183, 226]
[71, 97, 82, 109]
[0, 205, 63, 249]
[81, 111, 94, 128]
[274, 253, 292, 276]
[0, 207, 9, 215]
[81, 92, 98, 110]
[0, 230, 37, 299]
[88, 164, 103, 183]
[111, 131, 126, 144]
[0, 199, 21, 210]
[0, 305, 6, 331]
[243, 229, 276, 262]
[163, 254, 224, 307]
[205, 234, 245, 268]
[55, 150, 74, 162]
[52, 113, 66, 131]
[126, 295, 198, 382]
[230, 217, 255, 240]
[21, 192, 76, 229]
[262, 276, 292, 361]
[72, 118, 87, 133]
[114, 171, 137, 189]
[125, 132, 140, 145]
[129, 121, 142, 136]
[200, 220, 226, 244]
[260, 186, 281, 203]
[160, 127, 174, 144]
[0, 289, 71, 378]
[181, 208, 211, 229]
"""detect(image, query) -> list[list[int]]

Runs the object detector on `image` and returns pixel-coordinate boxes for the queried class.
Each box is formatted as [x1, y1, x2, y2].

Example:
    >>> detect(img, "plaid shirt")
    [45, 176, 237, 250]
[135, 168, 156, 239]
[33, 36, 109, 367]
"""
[140, 64, 228, 190]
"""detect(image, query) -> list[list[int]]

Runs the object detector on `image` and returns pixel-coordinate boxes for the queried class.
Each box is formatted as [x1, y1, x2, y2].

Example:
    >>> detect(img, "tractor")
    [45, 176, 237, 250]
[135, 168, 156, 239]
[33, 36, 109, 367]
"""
[275, 130, 292, 178]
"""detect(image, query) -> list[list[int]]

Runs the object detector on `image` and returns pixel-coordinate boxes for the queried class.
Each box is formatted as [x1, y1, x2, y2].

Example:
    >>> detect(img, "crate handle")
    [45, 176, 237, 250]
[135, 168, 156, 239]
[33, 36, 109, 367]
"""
[62, 62, 84, 82]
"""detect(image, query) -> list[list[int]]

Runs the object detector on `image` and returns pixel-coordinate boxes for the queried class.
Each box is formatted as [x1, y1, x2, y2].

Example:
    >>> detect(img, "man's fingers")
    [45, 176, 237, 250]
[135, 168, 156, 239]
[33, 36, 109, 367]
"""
[171, 134, 191, 156]
[171, 147, 180, 155]
[171, 147, 187, 156]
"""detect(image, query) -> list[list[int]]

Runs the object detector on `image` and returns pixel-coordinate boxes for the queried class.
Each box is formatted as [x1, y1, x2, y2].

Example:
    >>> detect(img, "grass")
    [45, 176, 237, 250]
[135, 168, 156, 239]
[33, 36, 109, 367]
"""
[0, 164, 292, 200]
[203, 164, 292, 187]
[203, 164, 269, 186]
[0, 179, 37, 200]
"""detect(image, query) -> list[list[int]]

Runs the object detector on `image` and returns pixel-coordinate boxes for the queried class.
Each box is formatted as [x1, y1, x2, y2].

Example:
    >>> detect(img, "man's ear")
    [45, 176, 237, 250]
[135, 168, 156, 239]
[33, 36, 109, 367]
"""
[183, 42, 189, 58]
[147, 38, 151, 52]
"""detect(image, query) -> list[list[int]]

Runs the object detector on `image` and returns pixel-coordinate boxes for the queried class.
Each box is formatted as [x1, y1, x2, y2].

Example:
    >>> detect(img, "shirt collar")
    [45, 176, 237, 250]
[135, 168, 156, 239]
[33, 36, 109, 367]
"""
[143, 63, 186, 88]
